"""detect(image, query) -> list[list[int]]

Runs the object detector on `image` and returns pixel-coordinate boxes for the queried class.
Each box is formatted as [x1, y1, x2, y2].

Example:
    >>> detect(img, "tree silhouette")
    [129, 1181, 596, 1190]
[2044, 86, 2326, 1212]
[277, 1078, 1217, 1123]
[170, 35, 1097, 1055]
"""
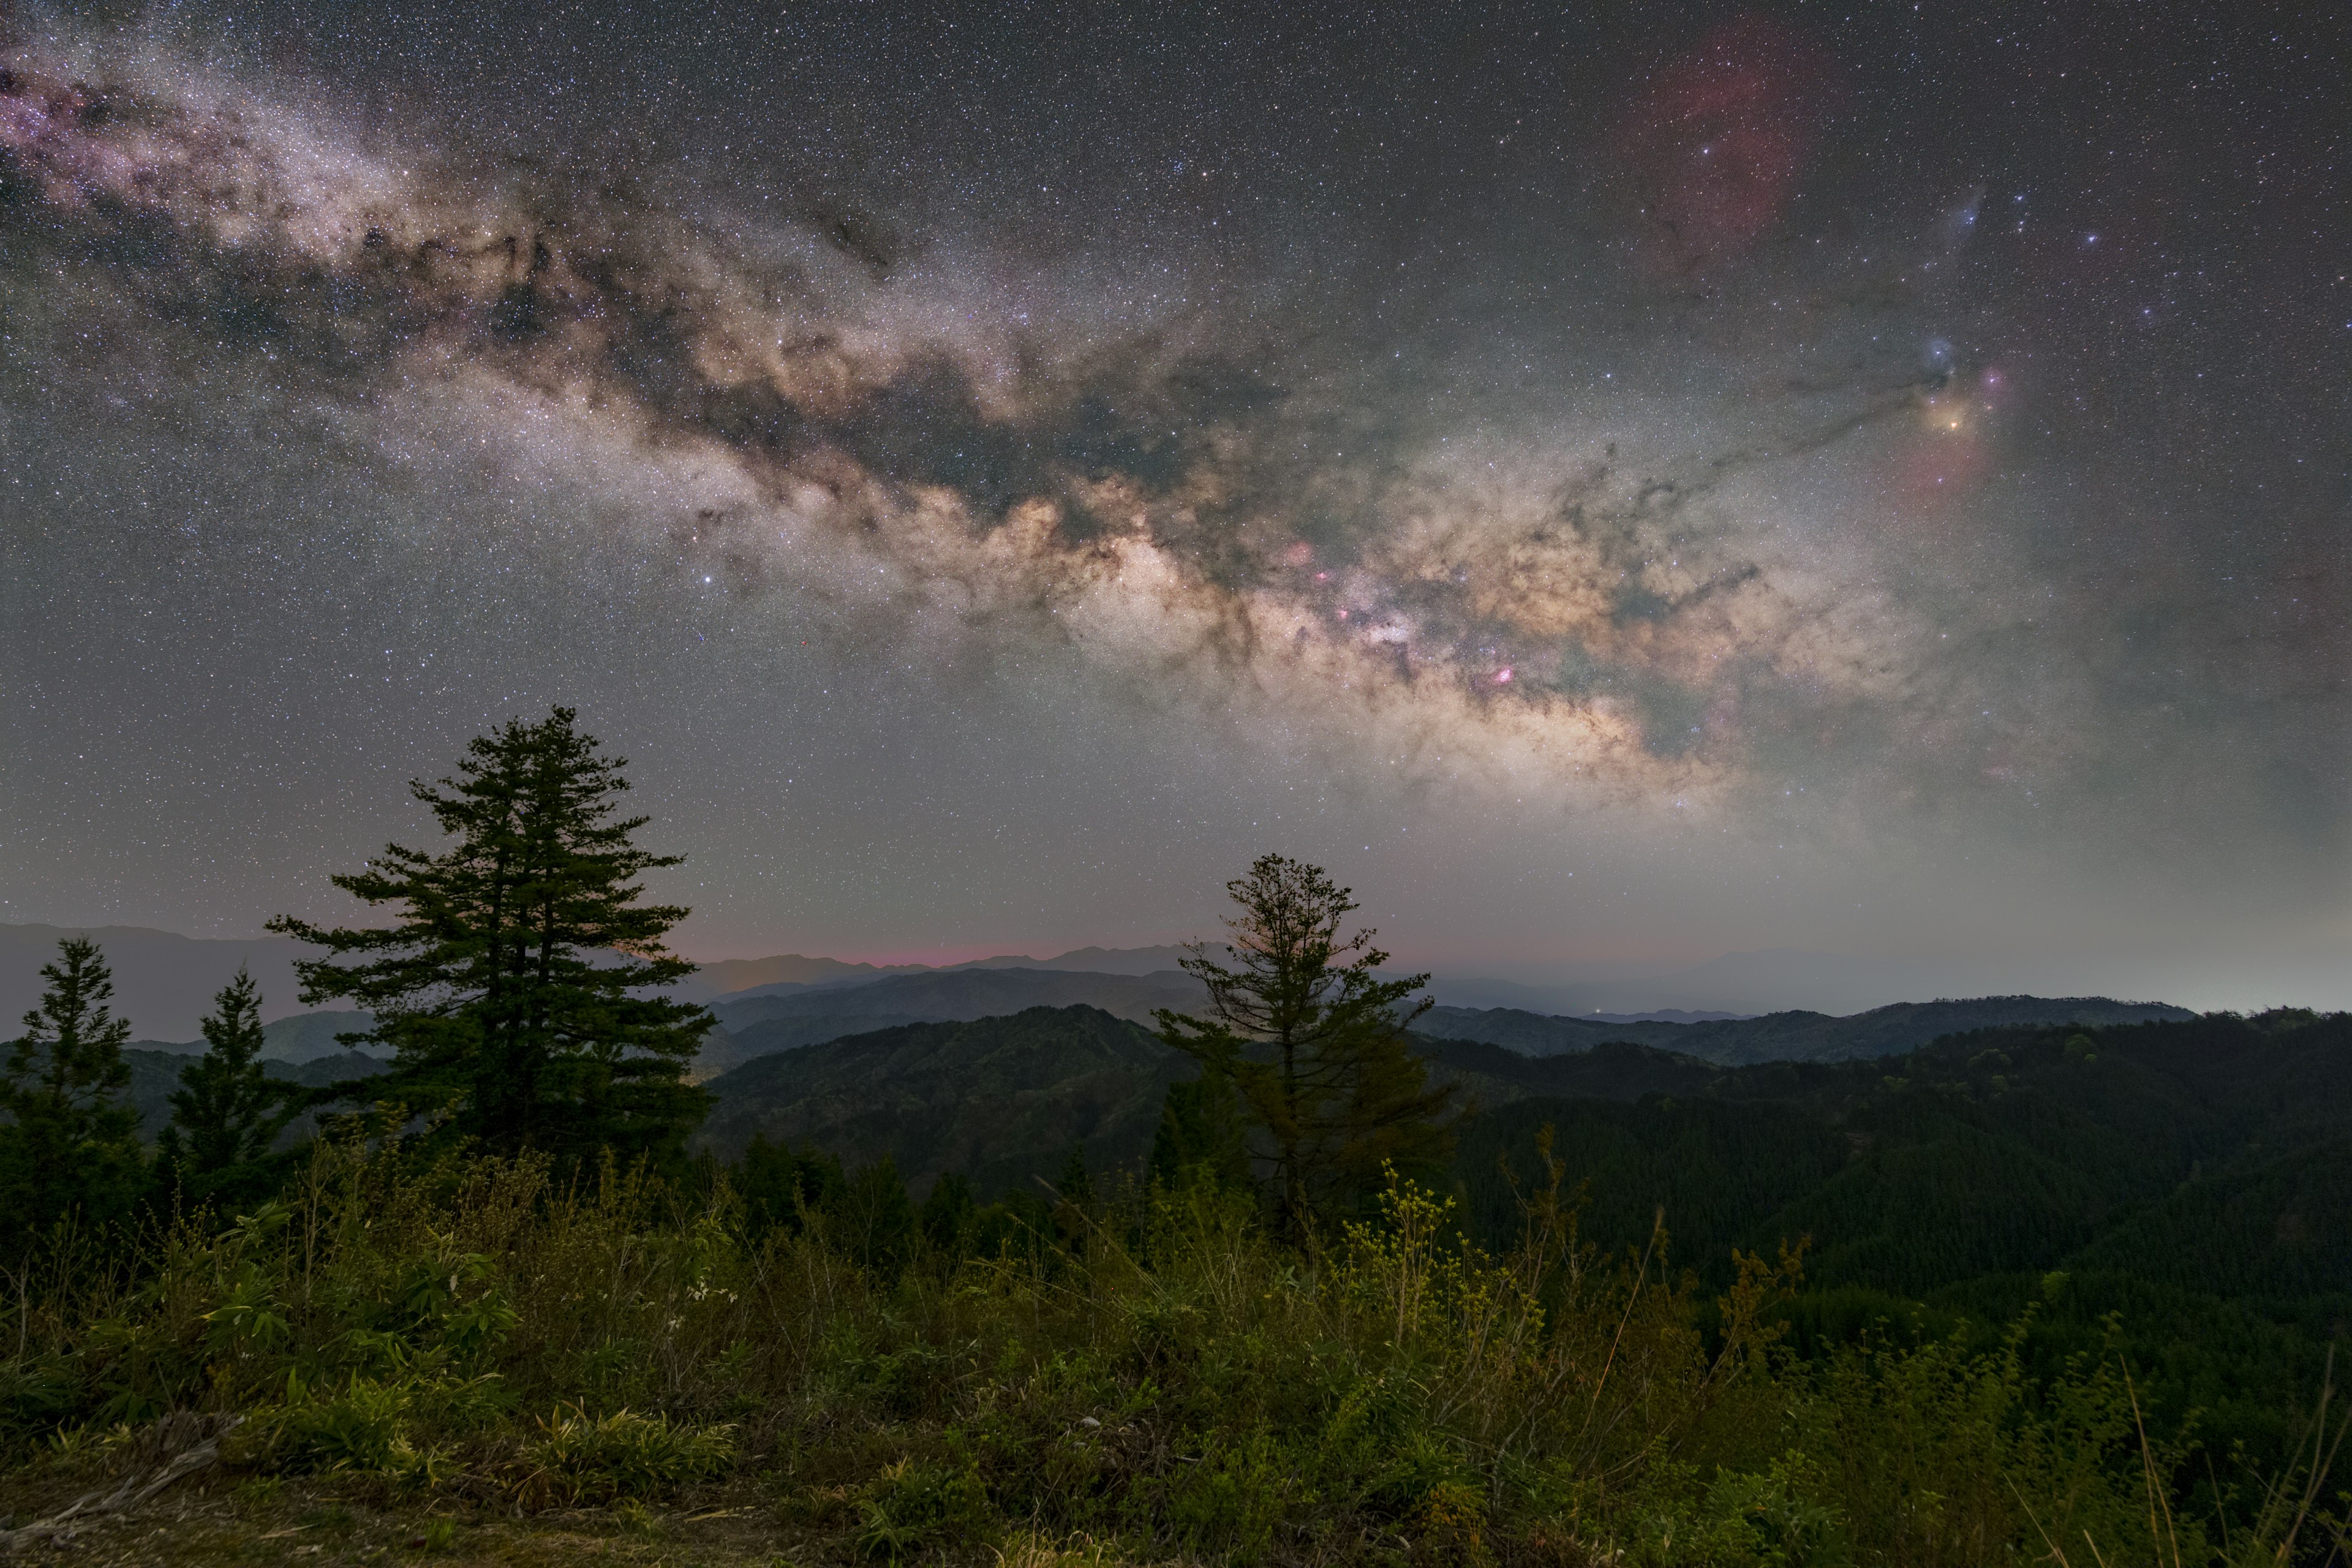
[0, 937, 144, 1256]
[1155, 853, 1455, 1242]
[156, 967, 307, 1210]
[271, 707, 713, 1169]
[1148, 1071, 1251, 1196]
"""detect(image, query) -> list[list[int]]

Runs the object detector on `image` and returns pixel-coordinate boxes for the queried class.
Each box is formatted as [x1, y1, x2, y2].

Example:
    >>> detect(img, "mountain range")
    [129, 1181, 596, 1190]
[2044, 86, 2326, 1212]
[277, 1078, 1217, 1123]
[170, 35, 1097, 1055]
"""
[699, 967, 1207, 1074]
[672, 944, 1202, 1003]
[117, 1046, 385, 1140]
[1419, 995, 2193, 1065]
[127, 1010, 385, 1063]
[86, 937, 2196, 1086]
[10, 921, 2214, 1041]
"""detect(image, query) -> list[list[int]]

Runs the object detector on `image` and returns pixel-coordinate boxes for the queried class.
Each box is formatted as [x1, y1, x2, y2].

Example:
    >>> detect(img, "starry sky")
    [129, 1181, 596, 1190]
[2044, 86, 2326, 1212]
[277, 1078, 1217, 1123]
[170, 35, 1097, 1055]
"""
[1, 1, 2345, 1011]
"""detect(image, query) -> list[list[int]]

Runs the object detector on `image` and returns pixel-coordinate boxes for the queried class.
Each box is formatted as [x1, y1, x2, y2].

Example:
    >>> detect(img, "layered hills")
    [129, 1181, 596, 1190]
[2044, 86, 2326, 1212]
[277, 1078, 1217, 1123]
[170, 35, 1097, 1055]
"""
[700, 968, 1204, 1074]
[1422, 994, 2193, 1064]
[108, 963, 2201, 1106]
[119, 1047, 384, 1140]
[128, 1010, 382, 1063]
[696, 968, 2182, 1075]
[676, 943, 1199, 1005]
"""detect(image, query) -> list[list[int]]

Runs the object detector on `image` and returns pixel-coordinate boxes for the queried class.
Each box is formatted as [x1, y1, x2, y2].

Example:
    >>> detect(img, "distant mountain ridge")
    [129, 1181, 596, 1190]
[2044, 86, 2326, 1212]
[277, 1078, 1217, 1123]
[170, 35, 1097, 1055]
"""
[9, 921, 2229, 1049]
[673, 943, 1199, 1002]
[130, 1011, 385, 1064]
[0, 925, 1203, 1030]
[1, 923, 311, 1038]
[701, 967, 1204, 1076]
[1420, 995, 2193, 1065]
[673, 954, 933, 1003]
[119, 1047, 385, 1140]
[123, 987, 2196, 1091]
[699, 978, 2190, 1077]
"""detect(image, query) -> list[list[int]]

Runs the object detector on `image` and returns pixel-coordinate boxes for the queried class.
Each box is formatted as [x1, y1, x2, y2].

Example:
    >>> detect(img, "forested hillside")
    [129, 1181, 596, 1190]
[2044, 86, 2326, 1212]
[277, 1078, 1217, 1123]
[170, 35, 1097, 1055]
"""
[119, 1047, 383, 1139]
[694, 1001, 2350, 1335]
[1466, 1007, 2352, 1271]
[698, 1005, 1188, 1193]
[1444, 1010, 2351, 1463]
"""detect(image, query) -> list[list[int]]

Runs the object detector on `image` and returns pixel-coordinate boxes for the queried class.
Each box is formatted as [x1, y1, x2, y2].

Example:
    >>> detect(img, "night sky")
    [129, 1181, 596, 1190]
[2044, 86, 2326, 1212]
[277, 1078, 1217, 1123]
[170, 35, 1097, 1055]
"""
[2, 2, 2345, 1010]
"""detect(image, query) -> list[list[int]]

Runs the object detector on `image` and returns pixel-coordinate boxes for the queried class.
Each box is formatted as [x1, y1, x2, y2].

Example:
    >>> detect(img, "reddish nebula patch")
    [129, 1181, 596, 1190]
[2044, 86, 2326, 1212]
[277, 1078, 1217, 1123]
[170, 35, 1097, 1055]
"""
[1893, 421, 1994, 510]
[1616, 15, 1833, 271]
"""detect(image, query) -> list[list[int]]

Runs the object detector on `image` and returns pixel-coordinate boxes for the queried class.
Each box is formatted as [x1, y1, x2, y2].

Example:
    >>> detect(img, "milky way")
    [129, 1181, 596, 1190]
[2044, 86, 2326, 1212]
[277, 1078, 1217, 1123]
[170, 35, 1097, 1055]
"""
[2, 4, 2345, 1006]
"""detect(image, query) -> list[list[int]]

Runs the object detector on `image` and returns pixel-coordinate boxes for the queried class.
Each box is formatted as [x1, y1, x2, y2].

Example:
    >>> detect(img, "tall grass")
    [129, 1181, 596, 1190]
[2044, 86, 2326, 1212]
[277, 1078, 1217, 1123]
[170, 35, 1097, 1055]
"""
[2, 1121, 2335, 1566]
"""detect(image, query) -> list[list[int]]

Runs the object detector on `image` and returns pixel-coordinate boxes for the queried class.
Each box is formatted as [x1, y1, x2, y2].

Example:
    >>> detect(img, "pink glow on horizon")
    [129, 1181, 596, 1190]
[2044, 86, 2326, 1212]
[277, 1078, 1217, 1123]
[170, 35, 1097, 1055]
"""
[673, 938, 1194, 968]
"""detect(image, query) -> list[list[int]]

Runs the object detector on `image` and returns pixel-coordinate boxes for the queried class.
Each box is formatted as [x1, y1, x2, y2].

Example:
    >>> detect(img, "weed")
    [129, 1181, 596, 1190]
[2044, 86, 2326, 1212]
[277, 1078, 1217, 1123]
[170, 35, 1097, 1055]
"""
[1168, 1430, 1291, 1562]
[521, 1404, 736, 1506]
[300, 1503, 357, 1536]
[856, 1456, 995, 1561]
[611, 1496, 663, 1536]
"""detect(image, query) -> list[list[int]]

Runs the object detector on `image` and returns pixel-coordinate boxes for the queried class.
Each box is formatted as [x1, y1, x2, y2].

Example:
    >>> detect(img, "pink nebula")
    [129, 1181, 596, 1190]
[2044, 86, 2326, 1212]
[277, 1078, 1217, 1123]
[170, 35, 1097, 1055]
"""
[1615, 15, 1833, 272]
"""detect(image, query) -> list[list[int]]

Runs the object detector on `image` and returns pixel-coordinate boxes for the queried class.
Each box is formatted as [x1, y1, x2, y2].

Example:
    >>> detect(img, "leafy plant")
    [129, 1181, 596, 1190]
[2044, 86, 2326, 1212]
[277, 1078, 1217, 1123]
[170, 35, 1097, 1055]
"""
[521, 1404, 736, 1506]
[856, 1456, 995, 1561]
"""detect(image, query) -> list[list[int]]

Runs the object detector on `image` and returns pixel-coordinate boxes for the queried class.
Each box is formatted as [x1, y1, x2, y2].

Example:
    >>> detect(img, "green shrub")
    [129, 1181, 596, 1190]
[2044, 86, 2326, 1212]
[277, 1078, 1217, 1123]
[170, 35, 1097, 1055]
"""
[277, 1375, 414, 1474]
[521, 1404, 737, 1505]
[1169, 1429, 1293, 1562]
[855, 1455, 995, 1561]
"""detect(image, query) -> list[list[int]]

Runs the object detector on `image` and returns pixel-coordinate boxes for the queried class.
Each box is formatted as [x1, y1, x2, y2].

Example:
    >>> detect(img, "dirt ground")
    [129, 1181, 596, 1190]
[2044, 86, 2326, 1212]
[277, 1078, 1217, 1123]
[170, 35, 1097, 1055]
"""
[0, 1476, 850, 1567]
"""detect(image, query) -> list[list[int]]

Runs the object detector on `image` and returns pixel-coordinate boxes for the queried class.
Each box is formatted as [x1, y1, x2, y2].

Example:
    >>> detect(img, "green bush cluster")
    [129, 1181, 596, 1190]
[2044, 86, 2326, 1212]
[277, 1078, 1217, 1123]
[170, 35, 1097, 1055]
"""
[7, 1116, 2323, 1567]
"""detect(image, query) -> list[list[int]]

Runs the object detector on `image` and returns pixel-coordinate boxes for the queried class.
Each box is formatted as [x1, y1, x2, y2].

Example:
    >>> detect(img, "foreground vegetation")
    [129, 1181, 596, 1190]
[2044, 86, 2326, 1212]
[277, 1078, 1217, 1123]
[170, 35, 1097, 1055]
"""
[13, 1121, 2343, 1567]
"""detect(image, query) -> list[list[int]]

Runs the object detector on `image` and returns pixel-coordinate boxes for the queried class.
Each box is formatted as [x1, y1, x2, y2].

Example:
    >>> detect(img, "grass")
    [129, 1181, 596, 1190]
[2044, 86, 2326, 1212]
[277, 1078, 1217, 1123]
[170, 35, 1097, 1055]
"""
[0, 1121, 2338, 1567]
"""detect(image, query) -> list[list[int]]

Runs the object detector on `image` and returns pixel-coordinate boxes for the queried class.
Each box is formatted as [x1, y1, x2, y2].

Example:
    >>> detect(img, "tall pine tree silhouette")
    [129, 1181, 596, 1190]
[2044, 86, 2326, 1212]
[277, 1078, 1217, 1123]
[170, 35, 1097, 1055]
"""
[0, 937, 145, 1256]
[156, 968, 307, 1209]
[271, 707, 713, 1169]
[1155, 854, 1455, 1243]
